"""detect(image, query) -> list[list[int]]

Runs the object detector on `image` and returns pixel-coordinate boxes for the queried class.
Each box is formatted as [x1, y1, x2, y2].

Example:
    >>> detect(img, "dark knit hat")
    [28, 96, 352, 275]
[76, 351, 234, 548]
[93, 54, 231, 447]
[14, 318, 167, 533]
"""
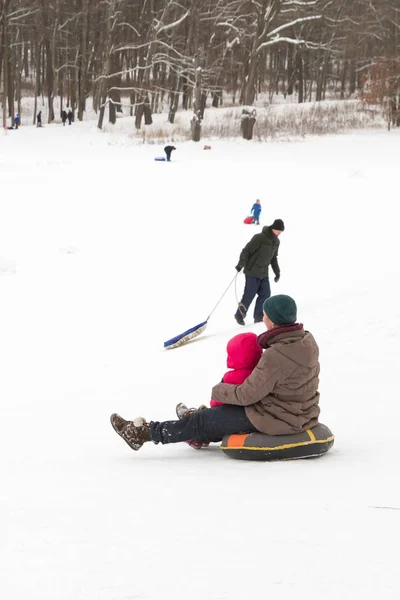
[263, 295, 297, 325]
[271, 219, 285, 231]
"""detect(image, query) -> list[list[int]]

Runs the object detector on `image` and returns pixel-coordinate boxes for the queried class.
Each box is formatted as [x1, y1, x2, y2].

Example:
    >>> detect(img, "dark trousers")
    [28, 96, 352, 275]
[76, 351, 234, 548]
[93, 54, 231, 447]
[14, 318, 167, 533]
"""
[150, 405, 258, 445]
[235, 275, 271, 321]
[165, 151, 172, 161]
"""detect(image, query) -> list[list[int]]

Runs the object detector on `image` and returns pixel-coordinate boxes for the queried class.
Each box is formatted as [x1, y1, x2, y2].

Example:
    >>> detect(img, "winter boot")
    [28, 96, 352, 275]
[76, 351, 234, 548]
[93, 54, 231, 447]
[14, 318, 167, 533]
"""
[176, 402, 208, 420]
[234, 303, 246, 326]
[110, 413, 151, 451]
[175, 403, 210, 449]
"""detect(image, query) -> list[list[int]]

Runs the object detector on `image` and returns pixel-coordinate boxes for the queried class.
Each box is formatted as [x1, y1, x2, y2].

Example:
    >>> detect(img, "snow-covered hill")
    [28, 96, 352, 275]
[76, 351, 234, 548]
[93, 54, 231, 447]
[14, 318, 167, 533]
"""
[1, 119, 400, 600]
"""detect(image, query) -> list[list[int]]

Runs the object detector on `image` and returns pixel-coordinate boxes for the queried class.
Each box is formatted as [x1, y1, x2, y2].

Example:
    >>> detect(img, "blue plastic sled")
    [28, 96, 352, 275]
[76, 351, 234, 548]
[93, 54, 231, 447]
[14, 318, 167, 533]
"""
[164, 320, 208, 349]
[155, 156, 166, 161]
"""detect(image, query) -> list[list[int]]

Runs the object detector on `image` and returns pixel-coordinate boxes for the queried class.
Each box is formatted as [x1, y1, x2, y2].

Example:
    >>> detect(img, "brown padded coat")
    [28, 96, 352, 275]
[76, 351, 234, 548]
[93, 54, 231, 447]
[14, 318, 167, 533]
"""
[211, 328, 320, 435]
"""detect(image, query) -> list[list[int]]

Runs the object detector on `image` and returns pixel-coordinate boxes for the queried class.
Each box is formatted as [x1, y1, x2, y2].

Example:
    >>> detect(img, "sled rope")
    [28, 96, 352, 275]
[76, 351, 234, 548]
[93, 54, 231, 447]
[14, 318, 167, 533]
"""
[207, 273, 239, 321]
[234, 272, 241, 306]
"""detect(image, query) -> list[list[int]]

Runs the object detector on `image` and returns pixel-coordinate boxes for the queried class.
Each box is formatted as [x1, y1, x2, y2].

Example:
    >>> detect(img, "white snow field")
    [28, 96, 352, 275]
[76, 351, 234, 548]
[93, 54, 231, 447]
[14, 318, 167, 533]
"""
[1, 120, 400, 600]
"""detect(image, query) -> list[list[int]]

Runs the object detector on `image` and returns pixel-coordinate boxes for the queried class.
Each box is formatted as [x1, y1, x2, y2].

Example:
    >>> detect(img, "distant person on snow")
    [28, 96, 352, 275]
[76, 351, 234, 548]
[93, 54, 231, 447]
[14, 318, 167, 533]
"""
[110, 294, 321, 453]
[36, 111, 42, 127]
[14, 114, 20, 129]
[61, 110, 67, 126]
[176, 332, 263, 449]
[164, 145, 176, 161]
[234, 218, 284, 325]
[67, 110, 73, 125]
[251, 199, 262, 225]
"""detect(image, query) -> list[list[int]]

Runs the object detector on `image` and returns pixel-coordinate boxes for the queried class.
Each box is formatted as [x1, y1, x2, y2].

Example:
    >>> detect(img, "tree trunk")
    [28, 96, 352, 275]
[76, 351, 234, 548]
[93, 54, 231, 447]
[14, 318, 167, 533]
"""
[2, 22, 8, 128]
[144, 96, 152, 125]
[212, 91, 222, 108]
[241, 107, 256, 140]
[33, 35, 40, 125]
[182, 73, 189, 109]
[135, 104, 144, 129]
[97, 0, 114, 129]
[316, 51, 329, 102]
[340, 58, 348, 100]
[296, 50, 304, 103]
[242, 56, 258, 105]
[78, 0, 90, 121]
[287, 45, 294, 96]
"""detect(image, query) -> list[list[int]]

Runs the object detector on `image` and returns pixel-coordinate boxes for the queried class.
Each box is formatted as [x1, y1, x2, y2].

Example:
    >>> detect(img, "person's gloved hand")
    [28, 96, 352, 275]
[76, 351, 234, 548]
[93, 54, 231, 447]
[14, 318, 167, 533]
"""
[274, 274, 280, 283]
[235, 265, 242, 272]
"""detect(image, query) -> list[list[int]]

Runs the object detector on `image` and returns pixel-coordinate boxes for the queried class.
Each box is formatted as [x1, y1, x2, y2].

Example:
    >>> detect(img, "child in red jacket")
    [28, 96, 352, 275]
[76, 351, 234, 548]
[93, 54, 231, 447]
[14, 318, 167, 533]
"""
[210, 332, 262, 407]
[177, 332, 262, 448]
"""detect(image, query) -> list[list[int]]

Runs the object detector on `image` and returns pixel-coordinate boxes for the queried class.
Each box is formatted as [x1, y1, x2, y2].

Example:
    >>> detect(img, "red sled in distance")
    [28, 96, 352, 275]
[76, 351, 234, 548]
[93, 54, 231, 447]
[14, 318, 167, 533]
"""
[243, 217, 253, 224]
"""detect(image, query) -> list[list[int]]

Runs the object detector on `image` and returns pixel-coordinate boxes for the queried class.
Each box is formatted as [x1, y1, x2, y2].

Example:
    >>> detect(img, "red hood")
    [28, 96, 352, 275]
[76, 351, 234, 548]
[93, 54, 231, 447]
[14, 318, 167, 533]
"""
[226, 333, 263, 370]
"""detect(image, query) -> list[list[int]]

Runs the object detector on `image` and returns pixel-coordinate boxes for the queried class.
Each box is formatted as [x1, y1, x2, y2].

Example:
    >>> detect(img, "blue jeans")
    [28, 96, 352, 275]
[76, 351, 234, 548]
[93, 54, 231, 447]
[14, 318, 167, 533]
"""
[150, 405, 258, 445]
[235, 275, 271, 321]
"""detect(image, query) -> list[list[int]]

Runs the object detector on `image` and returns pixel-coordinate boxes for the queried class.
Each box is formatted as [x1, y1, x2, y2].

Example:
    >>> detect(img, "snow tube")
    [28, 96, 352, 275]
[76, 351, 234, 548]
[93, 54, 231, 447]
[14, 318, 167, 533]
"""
[220, 423, 334, 461]
[243, 217, 253, 224]
[154, 156, 166, 161]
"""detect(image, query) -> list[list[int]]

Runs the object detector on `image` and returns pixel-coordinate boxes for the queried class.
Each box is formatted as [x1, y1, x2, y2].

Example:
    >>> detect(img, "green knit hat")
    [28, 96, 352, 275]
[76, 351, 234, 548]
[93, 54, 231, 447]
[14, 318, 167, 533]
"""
[263, 295, 297, 325]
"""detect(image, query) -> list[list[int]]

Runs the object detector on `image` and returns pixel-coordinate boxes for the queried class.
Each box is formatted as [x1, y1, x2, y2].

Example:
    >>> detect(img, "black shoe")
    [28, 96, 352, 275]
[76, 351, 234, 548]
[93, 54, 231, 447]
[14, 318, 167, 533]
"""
[254, 316, 263, 323]
[234, 313, 245, 326]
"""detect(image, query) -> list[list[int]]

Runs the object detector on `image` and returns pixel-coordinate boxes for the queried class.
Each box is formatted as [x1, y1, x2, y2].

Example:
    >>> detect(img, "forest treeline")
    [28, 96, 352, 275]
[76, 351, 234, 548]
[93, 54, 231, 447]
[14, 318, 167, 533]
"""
[0, 0, 399, 138]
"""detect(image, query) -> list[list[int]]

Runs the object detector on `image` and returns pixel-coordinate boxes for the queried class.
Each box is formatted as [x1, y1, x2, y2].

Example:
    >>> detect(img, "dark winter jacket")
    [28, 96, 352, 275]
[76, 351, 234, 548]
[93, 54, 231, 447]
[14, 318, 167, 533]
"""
[236, 226, 280, 279]
[61, 110, 67, 122]
[211, 324, 320, 435]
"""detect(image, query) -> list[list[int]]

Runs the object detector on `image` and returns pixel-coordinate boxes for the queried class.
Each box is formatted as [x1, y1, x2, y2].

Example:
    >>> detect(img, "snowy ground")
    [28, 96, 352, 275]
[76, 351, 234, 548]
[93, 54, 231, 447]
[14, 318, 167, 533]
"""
[1, 119, 400, 600]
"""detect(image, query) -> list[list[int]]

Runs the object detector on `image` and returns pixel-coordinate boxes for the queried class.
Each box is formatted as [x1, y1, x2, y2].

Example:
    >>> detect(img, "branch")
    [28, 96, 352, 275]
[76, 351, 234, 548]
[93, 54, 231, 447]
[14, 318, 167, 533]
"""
[267, 15, 322, 39]
[155, 10, 189, 34]
[117, 21, 140, 36]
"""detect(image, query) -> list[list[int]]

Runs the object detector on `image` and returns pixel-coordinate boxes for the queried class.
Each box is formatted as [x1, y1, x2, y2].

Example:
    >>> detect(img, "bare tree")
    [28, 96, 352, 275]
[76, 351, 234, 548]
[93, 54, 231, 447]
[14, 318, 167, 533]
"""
[1, 0, 399, 135]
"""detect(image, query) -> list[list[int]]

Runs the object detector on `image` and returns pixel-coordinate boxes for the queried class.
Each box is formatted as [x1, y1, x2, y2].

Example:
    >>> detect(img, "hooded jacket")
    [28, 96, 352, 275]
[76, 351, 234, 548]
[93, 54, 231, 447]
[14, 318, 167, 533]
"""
[210, 333, 262, 408]
[211, 325, 320, 435]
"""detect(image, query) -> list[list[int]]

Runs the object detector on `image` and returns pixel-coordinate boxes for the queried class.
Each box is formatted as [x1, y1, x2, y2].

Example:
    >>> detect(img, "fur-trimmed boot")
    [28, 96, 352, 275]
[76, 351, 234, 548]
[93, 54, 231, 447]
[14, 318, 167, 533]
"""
[110, 413, 151, 451]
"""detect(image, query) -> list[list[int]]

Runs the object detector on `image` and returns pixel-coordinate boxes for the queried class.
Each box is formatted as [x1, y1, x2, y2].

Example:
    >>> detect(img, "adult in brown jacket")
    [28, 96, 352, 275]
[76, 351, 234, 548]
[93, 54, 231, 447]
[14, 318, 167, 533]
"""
[212, 294, 320, 435]
[110, 294, 321, 451]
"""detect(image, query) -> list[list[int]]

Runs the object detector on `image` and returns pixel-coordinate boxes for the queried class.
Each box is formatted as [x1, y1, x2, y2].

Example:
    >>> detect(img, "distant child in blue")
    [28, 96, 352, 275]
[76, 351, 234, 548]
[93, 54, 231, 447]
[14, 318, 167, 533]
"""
[251, 199, 262, 224]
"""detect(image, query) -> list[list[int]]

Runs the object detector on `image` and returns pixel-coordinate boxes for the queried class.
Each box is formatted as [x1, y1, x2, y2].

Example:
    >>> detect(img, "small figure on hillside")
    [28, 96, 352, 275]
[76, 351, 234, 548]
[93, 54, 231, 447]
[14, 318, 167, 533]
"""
[67, 109, 73, 125]
[251, 199, 262, 225]
[14, 114, 20, 130]
[176, 332, 263, 449]
[37, 111, 42, 127]
[164, 145, 176, 161]
[234, 218, 284, 325]
[61, 110, 67, 126]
